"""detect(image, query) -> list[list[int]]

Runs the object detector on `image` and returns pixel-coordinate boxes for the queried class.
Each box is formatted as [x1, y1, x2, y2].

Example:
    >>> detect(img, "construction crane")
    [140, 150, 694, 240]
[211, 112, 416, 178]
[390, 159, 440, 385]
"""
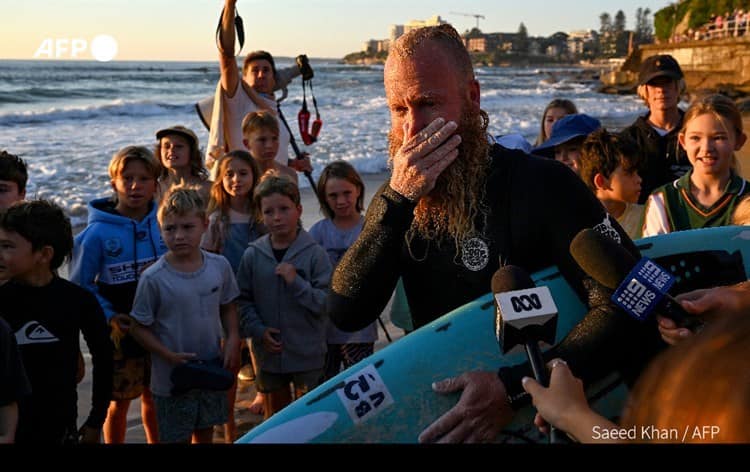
[450, 12, 486, 29]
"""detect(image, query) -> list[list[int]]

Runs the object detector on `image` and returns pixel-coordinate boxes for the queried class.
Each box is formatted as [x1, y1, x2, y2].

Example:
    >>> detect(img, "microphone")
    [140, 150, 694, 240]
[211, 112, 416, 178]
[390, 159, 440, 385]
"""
[492, 265, 563, 443]
[570, 228, 703, 332]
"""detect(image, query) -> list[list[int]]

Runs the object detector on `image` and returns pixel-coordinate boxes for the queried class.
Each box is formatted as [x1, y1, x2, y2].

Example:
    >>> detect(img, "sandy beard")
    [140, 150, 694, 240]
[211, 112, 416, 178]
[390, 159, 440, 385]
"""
[388, 108, 490, 253]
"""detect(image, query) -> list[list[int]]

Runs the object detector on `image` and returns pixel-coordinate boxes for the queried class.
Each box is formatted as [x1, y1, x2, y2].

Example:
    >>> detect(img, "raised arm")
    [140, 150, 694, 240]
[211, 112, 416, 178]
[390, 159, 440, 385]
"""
[218, 0, 240, 96]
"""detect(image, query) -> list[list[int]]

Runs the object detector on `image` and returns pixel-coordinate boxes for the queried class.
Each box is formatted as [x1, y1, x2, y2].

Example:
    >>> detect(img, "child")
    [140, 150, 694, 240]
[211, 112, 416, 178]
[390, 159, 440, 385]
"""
[643, 94, 749, 236]
[242, 111, 298, 185]
[532, 114, 602, 174]
[0, 150, 27, 211]
[533, 99, 578, 147]
[0, 200, 113, 444]
[236, 174, 332, 418]
[201, 149, 264, 440]
[309, 161, 377, 379]
[129, 186, 240, 444]
[202, 150, 263, 273]
[155, 125, 212, 202]
[578, 129, 645, 240]
[70, 145, 165, 443]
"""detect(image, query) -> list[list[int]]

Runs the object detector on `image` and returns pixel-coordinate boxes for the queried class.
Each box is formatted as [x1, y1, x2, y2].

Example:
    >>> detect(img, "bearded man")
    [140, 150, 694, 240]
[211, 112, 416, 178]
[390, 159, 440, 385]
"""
[328, 25, 664, 442]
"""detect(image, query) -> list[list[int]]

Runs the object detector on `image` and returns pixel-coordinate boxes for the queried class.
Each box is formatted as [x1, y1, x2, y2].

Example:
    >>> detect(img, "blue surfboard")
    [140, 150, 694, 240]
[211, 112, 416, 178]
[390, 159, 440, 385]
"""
[237, 226, 750, 443]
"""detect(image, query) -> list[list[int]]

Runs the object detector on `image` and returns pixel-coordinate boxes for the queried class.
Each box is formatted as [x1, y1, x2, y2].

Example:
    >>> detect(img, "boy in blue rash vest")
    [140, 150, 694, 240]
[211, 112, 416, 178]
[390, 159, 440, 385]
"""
[0, 200, 113, 444]
[70, 145, 165, 443]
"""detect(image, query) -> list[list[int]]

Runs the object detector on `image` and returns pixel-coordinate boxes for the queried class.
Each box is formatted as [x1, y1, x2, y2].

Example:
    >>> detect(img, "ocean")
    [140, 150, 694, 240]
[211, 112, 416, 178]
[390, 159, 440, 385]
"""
[0, 58, 649, 227]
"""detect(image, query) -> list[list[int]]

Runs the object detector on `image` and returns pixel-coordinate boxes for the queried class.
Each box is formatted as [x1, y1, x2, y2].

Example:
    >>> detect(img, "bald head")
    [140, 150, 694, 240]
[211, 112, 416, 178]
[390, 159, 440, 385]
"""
[387, 24, 475, 83]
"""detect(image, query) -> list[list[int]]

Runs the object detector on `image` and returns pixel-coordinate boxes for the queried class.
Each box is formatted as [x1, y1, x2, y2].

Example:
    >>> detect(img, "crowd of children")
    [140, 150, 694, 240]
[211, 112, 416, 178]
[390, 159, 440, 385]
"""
[3, 48, 750, 444]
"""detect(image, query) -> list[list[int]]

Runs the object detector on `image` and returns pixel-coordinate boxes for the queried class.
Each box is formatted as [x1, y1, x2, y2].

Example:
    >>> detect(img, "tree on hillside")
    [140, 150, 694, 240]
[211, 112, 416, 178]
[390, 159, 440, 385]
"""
[614, 10, 627, 33]
[516, 22, 529, 53]
[600, 12, 615, 56]
[600, 12, 612, 35]
[635, 7, 653, 44]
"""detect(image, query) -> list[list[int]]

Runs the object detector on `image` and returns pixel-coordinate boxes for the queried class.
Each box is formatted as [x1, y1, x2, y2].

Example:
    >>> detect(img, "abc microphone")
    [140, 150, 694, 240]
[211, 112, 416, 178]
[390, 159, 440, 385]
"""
[492, 265, 563, 443]
[570, 228, 703, 332]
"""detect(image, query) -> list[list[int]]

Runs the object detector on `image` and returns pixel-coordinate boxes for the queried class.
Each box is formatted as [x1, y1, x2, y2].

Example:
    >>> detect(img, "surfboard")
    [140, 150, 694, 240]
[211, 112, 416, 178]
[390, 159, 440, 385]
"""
[237, 226, 750, 443]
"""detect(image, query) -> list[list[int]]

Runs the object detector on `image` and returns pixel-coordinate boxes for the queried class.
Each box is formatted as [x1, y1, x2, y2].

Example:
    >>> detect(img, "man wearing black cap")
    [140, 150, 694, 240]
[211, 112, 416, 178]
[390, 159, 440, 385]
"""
[620, 54, 691, 203]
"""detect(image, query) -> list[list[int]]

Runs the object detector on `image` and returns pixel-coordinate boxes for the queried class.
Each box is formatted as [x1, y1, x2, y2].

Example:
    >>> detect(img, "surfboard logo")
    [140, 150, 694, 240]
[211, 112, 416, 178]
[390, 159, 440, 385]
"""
[461, 237, 489, 272]
[337, 364, 394, 425]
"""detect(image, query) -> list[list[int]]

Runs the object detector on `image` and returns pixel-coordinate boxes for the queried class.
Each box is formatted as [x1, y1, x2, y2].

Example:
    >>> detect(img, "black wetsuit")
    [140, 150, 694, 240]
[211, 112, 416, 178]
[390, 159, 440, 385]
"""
[620, 111, 691, 204]
[0, 277, 113, 443]
[0, 316, 30, 415]
[328, 144, 665, 404]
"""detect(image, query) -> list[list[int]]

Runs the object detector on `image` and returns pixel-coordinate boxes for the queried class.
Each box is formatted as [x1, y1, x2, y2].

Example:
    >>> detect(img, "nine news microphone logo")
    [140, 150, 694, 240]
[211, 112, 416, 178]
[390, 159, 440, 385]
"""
[34, 35, 119, 62]
[612, 258, 675, 321]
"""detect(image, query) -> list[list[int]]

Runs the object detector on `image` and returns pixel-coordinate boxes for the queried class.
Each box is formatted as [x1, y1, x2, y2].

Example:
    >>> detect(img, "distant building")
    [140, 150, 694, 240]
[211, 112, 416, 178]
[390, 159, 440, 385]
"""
[465, 32, 518, 53]
[405, 15, 445, 31]
[362, 39, 390, 54]
[567, 29, 597, 56]
[390, 24, 404, 42]
[363, 15, 446, 54]
[363, 39, 379, 54]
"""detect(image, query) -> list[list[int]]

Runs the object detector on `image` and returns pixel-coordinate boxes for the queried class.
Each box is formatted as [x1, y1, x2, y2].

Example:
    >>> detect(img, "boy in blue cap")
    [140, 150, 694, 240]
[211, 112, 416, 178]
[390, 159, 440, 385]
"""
[532, 114, 601, 174]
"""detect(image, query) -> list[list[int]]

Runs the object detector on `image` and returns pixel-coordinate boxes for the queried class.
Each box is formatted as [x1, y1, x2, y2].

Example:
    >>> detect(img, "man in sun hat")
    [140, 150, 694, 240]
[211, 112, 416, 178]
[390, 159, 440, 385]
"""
[532, 113, 601, 173]
[620, 54, 690, 203]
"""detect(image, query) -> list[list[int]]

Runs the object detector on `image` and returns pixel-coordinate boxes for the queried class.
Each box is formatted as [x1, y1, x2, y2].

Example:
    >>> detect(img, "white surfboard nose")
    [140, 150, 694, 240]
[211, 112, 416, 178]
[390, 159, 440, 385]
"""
[245, 412, 339, 443]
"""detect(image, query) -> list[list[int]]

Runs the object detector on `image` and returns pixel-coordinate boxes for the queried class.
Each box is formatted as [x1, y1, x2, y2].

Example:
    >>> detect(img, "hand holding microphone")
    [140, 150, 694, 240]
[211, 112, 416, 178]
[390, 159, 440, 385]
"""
[492, 265, 566, 443]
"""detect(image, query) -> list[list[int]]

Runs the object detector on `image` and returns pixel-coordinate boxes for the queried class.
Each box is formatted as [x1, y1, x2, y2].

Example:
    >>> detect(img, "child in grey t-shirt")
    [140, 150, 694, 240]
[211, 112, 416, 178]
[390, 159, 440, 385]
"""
[130, 186, 240, 444]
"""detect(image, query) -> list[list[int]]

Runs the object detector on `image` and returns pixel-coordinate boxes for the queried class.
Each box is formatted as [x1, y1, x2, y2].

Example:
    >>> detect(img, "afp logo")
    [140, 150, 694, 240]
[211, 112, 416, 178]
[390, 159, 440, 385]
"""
[511, 294, 542, 312]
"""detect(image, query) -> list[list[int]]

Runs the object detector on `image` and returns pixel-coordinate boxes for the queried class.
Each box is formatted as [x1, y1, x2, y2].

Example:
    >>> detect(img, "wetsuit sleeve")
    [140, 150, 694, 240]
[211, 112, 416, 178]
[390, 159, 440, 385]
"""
[327, 182, 416, 332]
[498, 163, 663, 406]
[70, 230, 116, 321]
[288, 245, 332, 317]
[79, 291, 114, 429]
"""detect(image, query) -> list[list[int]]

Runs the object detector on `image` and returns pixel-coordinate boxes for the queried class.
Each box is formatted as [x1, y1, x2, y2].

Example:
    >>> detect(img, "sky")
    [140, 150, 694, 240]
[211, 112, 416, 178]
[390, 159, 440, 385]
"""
[0, 0, 675, 61]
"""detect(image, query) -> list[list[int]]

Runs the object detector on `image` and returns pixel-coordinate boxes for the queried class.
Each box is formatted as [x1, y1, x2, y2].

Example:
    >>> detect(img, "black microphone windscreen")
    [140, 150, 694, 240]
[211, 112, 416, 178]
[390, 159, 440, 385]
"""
[570, 228, 638, 290]
[491, 265, 536, 294]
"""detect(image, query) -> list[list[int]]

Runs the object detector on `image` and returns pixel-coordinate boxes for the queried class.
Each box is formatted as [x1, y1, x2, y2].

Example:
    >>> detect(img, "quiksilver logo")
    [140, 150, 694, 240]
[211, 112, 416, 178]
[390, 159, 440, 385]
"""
[15, 321, 59, 345]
